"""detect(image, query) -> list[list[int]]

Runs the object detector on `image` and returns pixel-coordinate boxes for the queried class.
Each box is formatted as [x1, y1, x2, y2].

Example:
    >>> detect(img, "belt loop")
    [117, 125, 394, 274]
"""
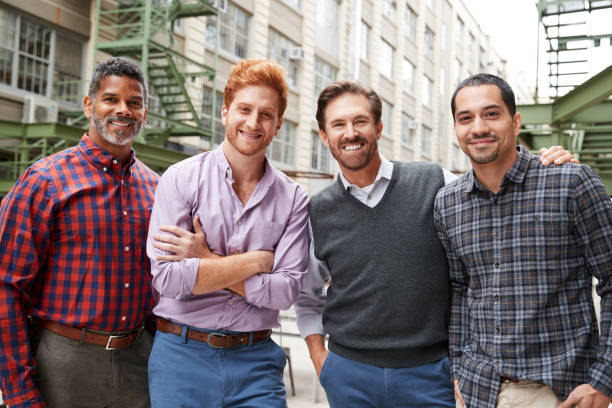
[181, 325, 188, 344]
[79, 327, 86, 345]
[247, 332, 254, 347]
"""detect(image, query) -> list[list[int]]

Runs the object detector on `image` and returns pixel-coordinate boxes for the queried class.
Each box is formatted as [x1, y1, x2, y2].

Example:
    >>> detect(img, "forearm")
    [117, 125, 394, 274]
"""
[192, 251, 271, 295]
[305, 334, 326, 357]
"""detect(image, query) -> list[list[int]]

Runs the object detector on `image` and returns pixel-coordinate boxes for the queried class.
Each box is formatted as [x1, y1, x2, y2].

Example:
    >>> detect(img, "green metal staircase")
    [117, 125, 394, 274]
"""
[95, 0, 218, 145]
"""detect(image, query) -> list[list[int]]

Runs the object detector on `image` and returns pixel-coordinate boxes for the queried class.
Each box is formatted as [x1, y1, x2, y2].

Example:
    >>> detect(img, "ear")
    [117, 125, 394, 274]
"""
[375, 121, 383, 141]
[143, 106, 148, 126]
[275, 116, 284, 135]
[221, 105, 228, 127]
[319, 128, 330, 148]
[83, 95, 93, 119]
[512, 112, 522, 137]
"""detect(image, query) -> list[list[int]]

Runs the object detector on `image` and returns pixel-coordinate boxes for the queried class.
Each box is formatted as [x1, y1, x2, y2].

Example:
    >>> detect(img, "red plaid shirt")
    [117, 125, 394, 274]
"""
[0, 134, 158, 408]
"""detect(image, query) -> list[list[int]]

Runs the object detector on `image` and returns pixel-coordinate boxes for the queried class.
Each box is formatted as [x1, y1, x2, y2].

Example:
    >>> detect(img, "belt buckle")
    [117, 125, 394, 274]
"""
[105, 333, 127, 351]
[207, 332, 226, 349]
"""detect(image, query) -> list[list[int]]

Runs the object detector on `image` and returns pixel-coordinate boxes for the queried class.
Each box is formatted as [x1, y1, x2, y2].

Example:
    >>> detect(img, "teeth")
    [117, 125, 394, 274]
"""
[111, 121, 130, 127]
[343, 144, 362, 151]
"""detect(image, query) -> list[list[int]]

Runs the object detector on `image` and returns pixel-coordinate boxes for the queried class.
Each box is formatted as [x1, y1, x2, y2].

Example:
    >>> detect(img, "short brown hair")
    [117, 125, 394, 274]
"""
[316, 80, 382, 130]
[224, 59, 289, 118]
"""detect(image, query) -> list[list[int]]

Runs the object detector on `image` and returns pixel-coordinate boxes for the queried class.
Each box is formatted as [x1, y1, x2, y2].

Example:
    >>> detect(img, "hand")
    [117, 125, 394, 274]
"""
[154, 215, 216, 261]
[311, 348, 329, 378]
[454, 378, 466, 408]
[557, 384, 611, 408]
[539, 146, 580, 166]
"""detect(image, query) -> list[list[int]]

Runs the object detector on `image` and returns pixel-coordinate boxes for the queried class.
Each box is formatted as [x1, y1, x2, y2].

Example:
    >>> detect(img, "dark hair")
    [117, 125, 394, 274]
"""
[450, 73, 516, 120]
[316, 80, 382, 130]
[88, 57, 147, 106]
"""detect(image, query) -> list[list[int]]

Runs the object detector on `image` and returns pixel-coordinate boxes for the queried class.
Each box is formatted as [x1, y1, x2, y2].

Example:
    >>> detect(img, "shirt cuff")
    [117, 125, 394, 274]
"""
[295, 308, 325, 339]
[588, 361, 612, 400]
[3, 380, 45, 408]
[243, 273, 270, 308]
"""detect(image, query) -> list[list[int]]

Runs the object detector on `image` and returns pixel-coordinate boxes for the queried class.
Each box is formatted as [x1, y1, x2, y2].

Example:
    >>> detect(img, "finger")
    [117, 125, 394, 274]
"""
[553, 152, 574, 164]
[557, 395, 579, 408]
[153, 241, 178, 254]
[570, 158, 580, 164]
[539, 147, 547, 155]
[159, 225, 186, 236]
[193, 215, 205, 235]
[153, 234, 180, 245]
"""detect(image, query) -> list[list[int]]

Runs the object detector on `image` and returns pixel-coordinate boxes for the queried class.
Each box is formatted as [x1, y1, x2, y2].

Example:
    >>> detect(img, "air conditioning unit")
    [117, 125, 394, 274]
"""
[288, 47, 305, 60]
[214, 0, 228, 13]
[22, 95, 59, 124]
[407, 119, 419, 130]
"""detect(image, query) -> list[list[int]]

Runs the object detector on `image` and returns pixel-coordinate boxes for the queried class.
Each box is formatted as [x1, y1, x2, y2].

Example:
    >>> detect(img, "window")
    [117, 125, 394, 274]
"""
[468, 33, 476, 59]
[379, 39, 394, 79]
[453, 58, 462, 86]
[269, 121, 296, 167]
[311, 132, 332, 173]
[401, 113, 416, 147]
[383, 0, 397, 22]
[0, 7, 85, 99]
[201, 87, 225, 145]
[402, 58, 415, 93]
[382, 100, 393, 138]
[479, 46, 486, 71]
[313, 57, 338, 113]
[439, 67, 445, 95]
[421, 125, 432, 157]
[360, 21, 370, 60]
[281, 0, 300, 9]
[206, 2, 250, 58]
[268, 29, 300, 88]
[424, 27, 435, 59]
[405, 6, 417, 41]
[440, 22, 447, 50]
[316, 0, 340, 56]
[455, 16, 464, 46]
[422, 75, 433, 107]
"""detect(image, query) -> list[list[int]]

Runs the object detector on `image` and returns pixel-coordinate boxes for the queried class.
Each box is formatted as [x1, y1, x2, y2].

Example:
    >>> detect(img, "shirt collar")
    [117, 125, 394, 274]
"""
[339, 153, 393, 190]
[214, 142, 276, 189]
[462, 145, 532, 193]
[78, 133, 136, 174]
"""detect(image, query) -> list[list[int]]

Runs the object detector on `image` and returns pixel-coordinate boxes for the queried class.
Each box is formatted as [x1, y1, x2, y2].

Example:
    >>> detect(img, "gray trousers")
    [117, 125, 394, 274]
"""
[30, 323, 153, 408]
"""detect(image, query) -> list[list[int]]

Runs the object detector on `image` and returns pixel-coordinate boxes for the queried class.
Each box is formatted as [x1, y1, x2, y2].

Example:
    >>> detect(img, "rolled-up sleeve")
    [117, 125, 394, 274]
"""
[147, 165, 200, 298]
[244, 186, 309, 310]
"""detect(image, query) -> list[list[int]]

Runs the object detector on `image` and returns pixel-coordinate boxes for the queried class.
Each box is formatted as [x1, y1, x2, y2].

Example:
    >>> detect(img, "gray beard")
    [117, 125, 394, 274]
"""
[91, 113, 141, 146]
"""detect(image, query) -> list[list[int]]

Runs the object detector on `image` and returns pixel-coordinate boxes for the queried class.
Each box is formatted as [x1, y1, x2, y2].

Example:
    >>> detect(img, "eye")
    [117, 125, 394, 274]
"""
[261, 112, 273, 119]
[129, 101, 143, 108]
[485, 111, 499, 118]
[104, 97, 117, 103]
[457, 115, 470, 123]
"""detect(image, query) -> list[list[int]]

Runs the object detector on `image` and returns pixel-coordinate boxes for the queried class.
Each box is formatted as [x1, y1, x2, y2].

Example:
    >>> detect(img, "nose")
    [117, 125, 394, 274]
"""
[346, 123, 357, 137]
[115, 99, 131, 116]
[472, 116, 489, 135]
[246, 111, 259, 129]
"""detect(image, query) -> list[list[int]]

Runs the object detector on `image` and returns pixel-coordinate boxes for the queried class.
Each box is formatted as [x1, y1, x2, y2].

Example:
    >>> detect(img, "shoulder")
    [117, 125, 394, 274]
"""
[270, 166, 309, 206]
[310, 179, 342, 209]
[160, 151, 211, 183]
[133, 159, 160, 185]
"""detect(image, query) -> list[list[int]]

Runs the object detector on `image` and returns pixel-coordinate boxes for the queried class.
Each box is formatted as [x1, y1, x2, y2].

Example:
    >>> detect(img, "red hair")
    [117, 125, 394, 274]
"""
[224, 59, 289, 118]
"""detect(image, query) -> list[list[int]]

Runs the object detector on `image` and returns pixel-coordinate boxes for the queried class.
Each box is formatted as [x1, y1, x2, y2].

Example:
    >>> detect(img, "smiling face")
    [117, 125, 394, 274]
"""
[453, 84, 521, 167]
[319, 93, 382, 173]
[84, 75, 146, 150]
[221, 85, 283, 160]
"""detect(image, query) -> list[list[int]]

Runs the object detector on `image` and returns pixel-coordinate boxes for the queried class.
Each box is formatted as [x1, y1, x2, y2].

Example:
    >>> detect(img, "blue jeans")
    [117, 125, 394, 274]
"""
[319, 351, 455, 408]
[148, 328, 287, 408]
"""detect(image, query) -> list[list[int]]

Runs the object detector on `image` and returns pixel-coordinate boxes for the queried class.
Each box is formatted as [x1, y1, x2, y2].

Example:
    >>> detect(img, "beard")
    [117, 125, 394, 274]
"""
[464, 135, 500, 164]
[91, 112, 142, 146]
[328, 135, 379, 171]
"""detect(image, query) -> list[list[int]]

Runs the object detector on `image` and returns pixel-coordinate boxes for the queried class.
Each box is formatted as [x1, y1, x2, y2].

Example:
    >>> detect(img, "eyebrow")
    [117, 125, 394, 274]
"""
[456, 104, 502, 117]
[100, 92, 143, 101]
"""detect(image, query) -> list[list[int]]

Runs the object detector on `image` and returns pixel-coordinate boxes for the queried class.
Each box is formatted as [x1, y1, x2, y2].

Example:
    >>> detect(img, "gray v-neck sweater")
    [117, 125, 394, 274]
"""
[310, 161, 450, 367]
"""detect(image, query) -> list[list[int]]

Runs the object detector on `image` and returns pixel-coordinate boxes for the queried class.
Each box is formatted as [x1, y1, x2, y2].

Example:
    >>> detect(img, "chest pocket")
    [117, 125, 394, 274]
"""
[246, 220, 286, 251]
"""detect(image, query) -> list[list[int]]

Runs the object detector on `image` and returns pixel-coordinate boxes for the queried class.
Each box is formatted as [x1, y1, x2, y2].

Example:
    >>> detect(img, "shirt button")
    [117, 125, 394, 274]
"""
[237, 220, 242, 225]
[494, 263, 500, 269]
[495, 327, 501, 334]
[123, 210, 128, 216]
[367, 194, 372, 200]
[103, 167, 108, 172]
[124, 283, 130, 288]
[228, 301, 233, 306]
[494, 294, 500, 301]
[112, 159, 118, 165]
[121, 316, 126, 321]
[233, 250, 239, 255]
[125, 246, 130, 252]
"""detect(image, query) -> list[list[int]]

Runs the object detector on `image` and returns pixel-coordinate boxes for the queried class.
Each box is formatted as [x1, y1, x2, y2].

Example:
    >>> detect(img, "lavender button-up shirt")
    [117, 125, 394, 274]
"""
[147, 144, 309, 331]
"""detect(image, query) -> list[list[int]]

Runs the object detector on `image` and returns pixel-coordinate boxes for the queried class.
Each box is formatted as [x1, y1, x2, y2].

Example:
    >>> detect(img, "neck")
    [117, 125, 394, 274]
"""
[222, 142, 266, 183]
[87, 130, 133, 164]
[341, 154, 382, 188]
[472, 149, 518, 194]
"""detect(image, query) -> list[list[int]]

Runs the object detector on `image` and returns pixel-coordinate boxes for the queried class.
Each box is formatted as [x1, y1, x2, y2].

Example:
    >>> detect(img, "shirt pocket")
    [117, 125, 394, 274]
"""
[246, 220, 286, 251]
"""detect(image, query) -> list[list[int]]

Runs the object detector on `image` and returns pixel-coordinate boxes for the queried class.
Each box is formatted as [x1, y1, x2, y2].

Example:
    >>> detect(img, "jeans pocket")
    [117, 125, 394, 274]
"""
[319, 351, 333, 385]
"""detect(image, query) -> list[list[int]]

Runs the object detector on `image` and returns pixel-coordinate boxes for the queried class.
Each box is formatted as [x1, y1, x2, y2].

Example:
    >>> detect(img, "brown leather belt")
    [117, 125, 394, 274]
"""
[501, 376, 521, 383]
[156, 317, 271, 348]
[36, 319, 143, 350]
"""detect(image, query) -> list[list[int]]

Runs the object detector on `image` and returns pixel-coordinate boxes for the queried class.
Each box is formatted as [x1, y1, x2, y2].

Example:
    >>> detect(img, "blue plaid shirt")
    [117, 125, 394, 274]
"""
[434, 145, 612, 407]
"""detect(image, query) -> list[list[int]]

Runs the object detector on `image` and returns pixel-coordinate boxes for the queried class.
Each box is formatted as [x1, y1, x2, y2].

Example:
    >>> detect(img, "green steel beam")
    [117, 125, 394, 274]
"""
[518, 98, 612, 126]
[552, 64, 612, 123]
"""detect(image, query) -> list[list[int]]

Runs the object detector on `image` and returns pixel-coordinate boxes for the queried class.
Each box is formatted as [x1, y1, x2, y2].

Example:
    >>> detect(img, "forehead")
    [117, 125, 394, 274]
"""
[229, 85, 281, 110]
[96, 75, 144, 96]
[454, 84, 506, 113]
[325, 93, 373, 120]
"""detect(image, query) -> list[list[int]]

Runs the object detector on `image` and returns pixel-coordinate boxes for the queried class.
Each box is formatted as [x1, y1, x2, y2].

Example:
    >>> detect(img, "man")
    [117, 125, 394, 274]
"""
[434, 73, 612, 408]
[0, 57, 157, 408]
[146, 59, 309, 407]
[294, 80, 577, 408]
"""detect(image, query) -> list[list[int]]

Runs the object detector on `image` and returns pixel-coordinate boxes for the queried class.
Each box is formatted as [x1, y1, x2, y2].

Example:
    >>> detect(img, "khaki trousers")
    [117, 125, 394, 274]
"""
[496, 381, 561, 408]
